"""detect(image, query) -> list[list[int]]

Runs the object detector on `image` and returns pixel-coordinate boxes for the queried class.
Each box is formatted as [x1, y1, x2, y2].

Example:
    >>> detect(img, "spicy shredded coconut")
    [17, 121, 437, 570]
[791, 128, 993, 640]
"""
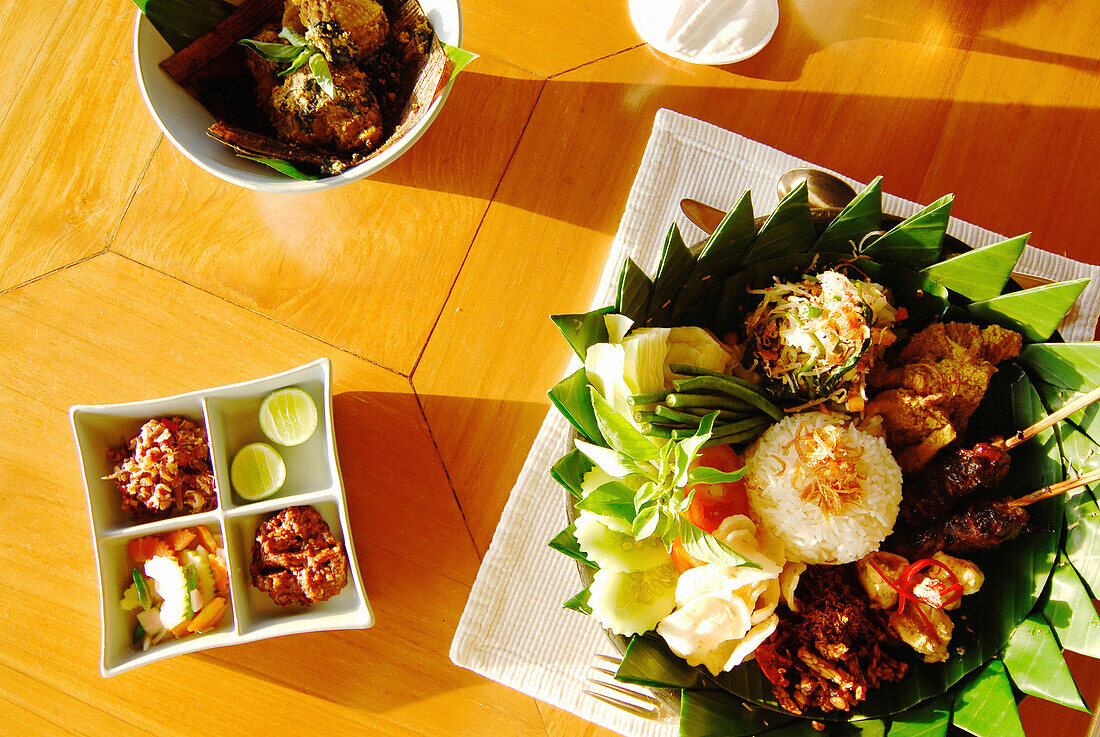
[104, 417, 217, 518]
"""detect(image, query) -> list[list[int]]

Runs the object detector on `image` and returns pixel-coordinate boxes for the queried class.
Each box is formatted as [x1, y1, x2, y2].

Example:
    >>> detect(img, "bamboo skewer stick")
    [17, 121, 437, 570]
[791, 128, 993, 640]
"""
[1001, 385, 1100, 451]
[1008, 468, 1100, 507]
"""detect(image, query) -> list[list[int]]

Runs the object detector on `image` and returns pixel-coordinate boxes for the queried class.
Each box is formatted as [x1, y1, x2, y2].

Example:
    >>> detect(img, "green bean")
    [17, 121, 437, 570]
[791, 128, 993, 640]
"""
[701, 427, 767, 448]
[673, 376, 784, 421]
[708, 416, 771, 439]
[634, 411, 692, 427]
[628, 391, 671, 406]
[668, 416, 770, 441]
[676, 406, 753, 422]
[669, 364, 763, 392]
[654, 405, 706, 425]
[639, 423, 675, 438]
[666, 392, 754, 413]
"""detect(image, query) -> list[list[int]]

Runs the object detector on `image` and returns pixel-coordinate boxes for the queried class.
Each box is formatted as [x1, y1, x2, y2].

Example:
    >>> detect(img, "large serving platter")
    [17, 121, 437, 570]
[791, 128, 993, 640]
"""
[547, 176, 1100, 734]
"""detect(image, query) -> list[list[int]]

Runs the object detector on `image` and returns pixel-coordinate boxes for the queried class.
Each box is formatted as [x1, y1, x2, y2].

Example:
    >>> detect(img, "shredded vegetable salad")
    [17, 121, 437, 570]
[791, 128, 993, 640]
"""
[120, 526, 231, 650]
[744, 270, 901, 409]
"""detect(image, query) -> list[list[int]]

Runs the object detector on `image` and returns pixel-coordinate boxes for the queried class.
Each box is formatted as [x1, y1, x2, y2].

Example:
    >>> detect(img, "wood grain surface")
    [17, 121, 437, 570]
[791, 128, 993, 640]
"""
[2, 0, 1098, 735]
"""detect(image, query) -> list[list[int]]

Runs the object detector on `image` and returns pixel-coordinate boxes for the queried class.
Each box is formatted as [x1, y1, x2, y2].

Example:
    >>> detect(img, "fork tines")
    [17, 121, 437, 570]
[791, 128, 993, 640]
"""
[583, 653, 664, 719]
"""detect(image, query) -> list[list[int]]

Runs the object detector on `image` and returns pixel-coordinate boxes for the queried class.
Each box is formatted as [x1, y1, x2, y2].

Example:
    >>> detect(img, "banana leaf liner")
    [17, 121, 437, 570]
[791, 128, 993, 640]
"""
[548, 179, 1099, 736]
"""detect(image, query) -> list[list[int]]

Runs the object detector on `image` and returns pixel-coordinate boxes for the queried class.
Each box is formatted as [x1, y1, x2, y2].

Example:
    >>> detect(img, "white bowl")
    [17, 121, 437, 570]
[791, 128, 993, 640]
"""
[71, 358, 374, 676]
[133, 1, 463, 192]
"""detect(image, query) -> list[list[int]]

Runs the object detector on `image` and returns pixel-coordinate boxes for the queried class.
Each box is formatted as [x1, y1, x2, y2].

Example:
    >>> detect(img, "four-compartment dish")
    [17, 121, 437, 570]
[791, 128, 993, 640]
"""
[70, 358, 373, 676]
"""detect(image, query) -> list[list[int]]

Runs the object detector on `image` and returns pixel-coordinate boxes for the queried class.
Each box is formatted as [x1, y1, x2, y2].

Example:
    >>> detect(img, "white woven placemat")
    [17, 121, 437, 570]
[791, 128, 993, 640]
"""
[449, 108, 1100, 737]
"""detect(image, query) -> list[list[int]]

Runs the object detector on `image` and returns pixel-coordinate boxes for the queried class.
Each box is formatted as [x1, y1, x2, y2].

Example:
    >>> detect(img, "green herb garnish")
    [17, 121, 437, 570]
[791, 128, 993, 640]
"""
[239, 27, 335, 98]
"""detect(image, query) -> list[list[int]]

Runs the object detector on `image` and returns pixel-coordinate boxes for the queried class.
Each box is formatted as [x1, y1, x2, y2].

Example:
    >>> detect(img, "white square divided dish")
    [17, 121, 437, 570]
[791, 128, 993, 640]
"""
[71, 358, 374, 676]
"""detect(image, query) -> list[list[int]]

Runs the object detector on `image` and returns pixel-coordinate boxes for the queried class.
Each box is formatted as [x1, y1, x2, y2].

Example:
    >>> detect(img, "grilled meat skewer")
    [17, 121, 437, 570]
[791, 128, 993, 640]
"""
[890, 468, 1100, 558]
[890, 498, 1029, 559]
[895, 439, 1010, 527]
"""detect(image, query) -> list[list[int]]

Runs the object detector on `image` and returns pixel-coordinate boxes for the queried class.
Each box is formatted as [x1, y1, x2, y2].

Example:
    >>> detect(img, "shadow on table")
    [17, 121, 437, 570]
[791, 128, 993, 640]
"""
[194, 388, 549, 721]
[369, 80, 1100, 261]
[732, 0, 1098, 85]
[367, 0, 1099, 257]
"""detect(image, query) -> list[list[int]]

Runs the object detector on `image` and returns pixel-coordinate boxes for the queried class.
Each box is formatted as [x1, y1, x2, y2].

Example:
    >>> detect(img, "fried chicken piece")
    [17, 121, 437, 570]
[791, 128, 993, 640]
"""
[268, 65, 383, 152]
[864, 390, 957, 471]
[890, 605, 953, 663]
[866, 322, 1021, 471]
[286, 0, 389, 64]
[855, 552, 909, 610]
[896, 322, 1021, 366]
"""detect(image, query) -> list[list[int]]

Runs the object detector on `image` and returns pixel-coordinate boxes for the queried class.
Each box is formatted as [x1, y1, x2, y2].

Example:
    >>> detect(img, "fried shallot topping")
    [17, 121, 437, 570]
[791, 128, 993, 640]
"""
[785, 422, 866, 515]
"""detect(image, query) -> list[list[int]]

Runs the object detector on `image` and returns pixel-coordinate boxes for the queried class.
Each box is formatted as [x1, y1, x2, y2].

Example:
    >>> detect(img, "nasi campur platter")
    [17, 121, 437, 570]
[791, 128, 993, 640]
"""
[546, 177, 1100, 736]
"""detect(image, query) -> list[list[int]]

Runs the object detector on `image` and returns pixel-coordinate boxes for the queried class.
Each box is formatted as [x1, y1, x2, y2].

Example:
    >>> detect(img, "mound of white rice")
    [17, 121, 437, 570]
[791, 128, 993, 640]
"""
[743, 411, 902, 565]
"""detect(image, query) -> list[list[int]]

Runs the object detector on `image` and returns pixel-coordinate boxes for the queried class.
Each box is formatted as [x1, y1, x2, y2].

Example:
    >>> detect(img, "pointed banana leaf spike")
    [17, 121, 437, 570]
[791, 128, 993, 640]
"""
[549, 448, 592, 498]
[551, 307, 615, 361]
[1043, 554, 1100, 659]
[648, 223, 696, 326]
[670, 191, 754, 324]
[951, 659, 1025, 737]
[886, 694, 951, 737]
[548, 524, 596, 567]
[1020, 341, 1100, 391]
[1002, 612, 1090, 712]
[1064, 492, 1100, 595]
[739, 180, 814, 266]
[616, 257, 653, 325]
[562, 586, 592, 614]
[863, 193, 953, 270]
[547, 368, 602, 443]
[815, 176, 883, 253]
[921, 233, 1030, 302]
[698, 190, 755, 277]
[968, 277, 1089, 342]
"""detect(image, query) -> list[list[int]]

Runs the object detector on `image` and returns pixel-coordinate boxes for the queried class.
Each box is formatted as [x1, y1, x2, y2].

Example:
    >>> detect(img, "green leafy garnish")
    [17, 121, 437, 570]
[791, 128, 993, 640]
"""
[573, 400, 752, 561]
[239, 27, 335, 98]
[440, 41, 479, 75]
[237, 155, 321, 180]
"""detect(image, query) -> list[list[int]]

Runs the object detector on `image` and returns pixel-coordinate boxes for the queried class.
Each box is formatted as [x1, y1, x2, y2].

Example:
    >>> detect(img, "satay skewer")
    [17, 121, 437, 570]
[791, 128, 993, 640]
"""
[1008, 467, 1100, 507]
[1001, 385, 1100, 451]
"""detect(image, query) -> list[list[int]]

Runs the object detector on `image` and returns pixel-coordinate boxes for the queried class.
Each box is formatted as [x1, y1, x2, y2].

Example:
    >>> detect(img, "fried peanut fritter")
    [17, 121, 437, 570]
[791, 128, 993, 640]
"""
[285, 0, 389, 63]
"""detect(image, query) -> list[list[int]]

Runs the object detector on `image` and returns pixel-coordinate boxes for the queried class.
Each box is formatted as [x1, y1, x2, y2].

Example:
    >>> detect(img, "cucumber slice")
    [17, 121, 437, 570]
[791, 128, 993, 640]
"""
[131, 620, 145, 646]
[144, 556, 193, 629]
[179, 549, 215, 603]
[574, 511, 671, 571]
[588, 564, 678, 636]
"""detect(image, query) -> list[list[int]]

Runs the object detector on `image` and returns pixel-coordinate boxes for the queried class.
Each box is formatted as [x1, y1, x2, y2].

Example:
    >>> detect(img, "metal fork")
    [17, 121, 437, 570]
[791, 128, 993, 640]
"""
[583, 653, 665, 719]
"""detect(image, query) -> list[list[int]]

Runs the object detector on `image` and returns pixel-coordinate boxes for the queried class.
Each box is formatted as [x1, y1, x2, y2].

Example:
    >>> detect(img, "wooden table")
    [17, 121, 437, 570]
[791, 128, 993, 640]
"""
[2, 0, 1098, 735]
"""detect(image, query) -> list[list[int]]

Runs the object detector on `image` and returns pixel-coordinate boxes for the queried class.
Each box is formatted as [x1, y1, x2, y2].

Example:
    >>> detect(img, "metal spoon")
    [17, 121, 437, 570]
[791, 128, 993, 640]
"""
[680, 168, 857, 235]
[776, 168, 857, 210]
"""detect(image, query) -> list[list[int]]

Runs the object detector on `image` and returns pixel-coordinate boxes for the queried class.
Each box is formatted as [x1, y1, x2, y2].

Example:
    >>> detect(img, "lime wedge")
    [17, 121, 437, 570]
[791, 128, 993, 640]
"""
[259, 387, 318, 446]
[230, 443, 286, 501]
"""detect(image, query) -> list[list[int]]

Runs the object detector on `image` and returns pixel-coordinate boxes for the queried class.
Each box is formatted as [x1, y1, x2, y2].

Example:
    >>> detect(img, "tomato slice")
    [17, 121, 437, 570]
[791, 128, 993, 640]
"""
[683, 445, 751, 533]
[669, 538, 705, 573]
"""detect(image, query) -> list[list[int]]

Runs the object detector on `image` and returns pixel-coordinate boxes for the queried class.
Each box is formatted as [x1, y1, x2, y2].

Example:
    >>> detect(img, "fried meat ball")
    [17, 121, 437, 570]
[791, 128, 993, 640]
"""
[268, 65, 384, 152]
[285, 0, 389, 64]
